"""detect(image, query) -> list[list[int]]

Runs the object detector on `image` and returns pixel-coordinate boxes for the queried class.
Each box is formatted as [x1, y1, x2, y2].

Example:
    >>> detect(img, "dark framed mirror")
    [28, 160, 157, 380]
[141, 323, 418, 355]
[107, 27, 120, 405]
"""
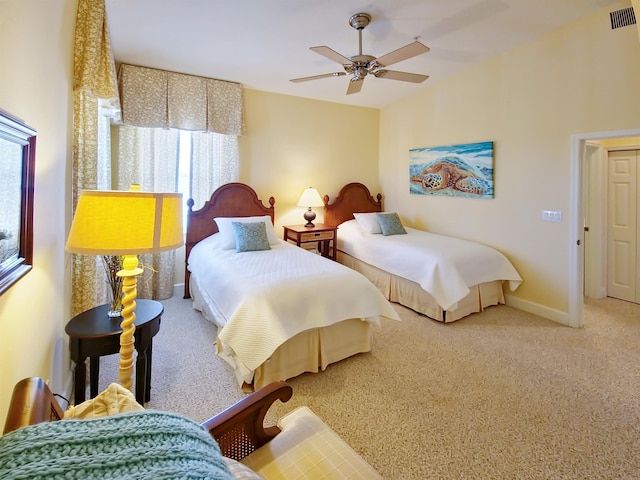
[0, 109, 36, 295]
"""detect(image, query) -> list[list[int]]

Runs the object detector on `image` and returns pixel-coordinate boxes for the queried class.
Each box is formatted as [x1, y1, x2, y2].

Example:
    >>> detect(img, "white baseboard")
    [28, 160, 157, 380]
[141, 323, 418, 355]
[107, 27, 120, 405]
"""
[504, 294, 569, 326]
[173, 283, 185, 298]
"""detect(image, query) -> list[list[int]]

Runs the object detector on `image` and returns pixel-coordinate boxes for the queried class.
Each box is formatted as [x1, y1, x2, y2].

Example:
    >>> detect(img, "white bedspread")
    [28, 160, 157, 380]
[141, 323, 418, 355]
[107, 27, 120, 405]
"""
[188, 234, 400, 373]
[338, 220, 522, 311]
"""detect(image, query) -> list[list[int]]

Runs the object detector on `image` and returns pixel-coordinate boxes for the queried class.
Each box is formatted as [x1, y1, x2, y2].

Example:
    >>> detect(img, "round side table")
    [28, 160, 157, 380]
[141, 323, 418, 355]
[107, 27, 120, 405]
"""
[65, 299, 163, 405]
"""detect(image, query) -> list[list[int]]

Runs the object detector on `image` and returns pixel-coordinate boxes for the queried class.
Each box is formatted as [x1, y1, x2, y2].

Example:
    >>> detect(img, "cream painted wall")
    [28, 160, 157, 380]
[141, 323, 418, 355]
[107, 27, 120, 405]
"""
[240, 89, 380, 230]
[0, 0, 75, 422]
[174, 90, 379, 287]
[378, 2, 640, 321]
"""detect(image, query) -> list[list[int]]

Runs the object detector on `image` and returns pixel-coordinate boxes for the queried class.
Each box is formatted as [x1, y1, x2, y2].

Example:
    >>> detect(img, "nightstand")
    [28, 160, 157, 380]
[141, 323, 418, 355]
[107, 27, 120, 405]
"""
[283, 224, 337, 260]
[65, 299, 163, 405]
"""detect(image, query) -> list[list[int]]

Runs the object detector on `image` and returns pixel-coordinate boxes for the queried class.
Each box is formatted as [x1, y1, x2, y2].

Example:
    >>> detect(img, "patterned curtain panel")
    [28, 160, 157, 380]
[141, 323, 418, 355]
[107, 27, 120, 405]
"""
[115, 126, 180, 300]
[118, 63, 243, 135]
[71, 0, 120, 316]
[189, 132, 239, 210]
[73, 0, 119, 100]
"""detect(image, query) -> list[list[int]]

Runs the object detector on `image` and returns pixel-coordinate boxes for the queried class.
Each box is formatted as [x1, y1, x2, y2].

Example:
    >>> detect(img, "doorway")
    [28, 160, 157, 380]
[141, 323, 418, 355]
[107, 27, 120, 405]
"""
[570, 128, 640, 328]
[606, 149, 639, 303]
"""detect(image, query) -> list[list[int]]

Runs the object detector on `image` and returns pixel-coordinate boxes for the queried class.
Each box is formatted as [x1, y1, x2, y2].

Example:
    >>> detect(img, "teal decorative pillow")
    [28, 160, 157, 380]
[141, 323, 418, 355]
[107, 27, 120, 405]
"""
[376, 212, 407, 236]
[232, 221, 272, 252]
[214, 216, 279, 249]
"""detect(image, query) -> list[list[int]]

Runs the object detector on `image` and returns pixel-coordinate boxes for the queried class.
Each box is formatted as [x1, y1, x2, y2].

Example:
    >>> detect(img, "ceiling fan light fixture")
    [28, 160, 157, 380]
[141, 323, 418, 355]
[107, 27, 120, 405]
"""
[354, 67, 368, 79]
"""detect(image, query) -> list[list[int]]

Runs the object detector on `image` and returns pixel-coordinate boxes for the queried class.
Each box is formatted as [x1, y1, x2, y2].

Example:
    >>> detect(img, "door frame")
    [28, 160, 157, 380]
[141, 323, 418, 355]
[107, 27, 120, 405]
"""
[582, 141, 604, 300]
[570, 128, 640, 327]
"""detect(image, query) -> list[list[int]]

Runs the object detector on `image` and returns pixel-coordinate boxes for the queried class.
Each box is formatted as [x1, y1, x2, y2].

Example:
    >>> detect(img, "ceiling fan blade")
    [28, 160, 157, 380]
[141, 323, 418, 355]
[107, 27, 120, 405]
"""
[346, 77, 364, 95]
[374, 41, 430, 68]
[310, 46, 351, 65]
[290, 72, 346, 83]
[373, 70, 429, 83]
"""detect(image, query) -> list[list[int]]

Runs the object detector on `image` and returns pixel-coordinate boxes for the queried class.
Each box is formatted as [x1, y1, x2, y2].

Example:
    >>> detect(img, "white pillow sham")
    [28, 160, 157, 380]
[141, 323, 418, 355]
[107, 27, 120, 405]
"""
[353, 212, 382, 234]
[214, 216, 279, 250]
[337, 219, 365, 237]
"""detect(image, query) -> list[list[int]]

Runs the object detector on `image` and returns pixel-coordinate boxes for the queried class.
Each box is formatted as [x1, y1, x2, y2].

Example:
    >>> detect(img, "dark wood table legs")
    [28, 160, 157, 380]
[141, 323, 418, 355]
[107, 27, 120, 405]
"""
[66, 300, 163, 405]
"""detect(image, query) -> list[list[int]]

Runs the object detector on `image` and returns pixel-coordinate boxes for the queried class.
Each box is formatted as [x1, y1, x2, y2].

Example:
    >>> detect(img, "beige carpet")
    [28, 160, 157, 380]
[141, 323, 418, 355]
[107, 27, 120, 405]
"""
[98, 296, 640, 479]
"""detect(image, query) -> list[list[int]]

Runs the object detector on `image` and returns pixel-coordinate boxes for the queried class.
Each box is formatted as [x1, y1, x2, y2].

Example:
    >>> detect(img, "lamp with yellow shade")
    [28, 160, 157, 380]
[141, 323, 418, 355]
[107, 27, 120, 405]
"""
[65, 186, 183, 392]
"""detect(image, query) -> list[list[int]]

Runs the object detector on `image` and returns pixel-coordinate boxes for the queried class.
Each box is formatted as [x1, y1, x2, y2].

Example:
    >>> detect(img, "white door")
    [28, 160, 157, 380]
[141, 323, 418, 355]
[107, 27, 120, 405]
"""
[607, 150, 638, 302]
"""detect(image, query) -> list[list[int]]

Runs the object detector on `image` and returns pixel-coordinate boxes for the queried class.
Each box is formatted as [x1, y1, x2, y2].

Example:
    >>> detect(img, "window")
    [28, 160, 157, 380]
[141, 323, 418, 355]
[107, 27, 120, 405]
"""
[113, 125, 238, 229]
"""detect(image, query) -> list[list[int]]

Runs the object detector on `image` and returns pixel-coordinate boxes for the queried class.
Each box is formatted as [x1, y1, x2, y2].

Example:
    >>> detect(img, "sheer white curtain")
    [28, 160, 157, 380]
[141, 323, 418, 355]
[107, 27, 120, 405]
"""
[190, 131, 239, 210]
[114, 126, 239, 298]
[115, 125, 180, 299]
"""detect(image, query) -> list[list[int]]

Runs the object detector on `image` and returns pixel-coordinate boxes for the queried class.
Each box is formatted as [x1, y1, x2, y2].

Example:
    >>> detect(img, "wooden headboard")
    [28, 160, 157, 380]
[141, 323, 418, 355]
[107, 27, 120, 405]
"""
[323, 182, 383, 228]
[184, 182, 275, 298]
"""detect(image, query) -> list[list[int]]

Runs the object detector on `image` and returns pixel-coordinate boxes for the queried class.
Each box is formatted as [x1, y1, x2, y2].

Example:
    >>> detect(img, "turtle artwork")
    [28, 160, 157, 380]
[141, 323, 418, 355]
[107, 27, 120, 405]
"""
[409, 141, 494, 198]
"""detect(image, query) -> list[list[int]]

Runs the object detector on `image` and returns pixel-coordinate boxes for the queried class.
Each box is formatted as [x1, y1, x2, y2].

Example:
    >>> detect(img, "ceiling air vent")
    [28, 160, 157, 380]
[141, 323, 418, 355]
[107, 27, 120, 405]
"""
[610, 6, 636, 29]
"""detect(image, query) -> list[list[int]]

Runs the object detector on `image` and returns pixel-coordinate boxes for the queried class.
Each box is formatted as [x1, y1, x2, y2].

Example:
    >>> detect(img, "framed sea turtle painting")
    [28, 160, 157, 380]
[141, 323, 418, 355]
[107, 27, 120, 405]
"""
[409, 141, 494, 198]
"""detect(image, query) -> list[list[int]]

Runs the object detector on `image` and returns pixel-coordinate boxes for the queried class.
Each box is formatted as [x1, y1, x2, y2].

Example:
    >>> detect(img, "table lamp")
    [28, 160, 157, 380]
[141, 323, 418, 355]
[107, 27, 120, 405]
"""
[66, 185, 183, 391]
[297, 187, 324, 227]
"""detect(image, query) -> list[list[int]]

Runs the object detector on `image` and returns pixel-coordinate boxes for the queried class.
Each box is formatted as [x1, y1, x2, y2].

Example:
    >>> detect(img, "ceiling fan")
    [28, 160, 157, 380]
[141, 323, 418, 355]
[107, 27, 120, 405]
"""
[290, 12, 430, 95]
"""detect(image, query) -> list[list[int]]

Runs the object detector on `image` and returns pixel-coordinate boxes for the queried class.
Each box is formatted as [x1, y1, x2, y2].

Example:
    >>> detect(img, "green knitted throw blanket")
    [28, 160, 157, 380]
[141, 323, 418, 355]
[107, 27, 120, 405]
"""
[0, 410, 234, 480]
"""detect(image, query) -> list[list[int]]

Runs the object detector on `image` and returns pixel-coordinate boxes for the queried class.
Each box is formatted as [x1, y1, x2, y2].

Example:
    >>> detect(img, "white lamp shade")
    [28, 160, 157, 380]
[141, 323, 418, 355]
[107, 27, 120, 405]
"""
[66, 189, 184, 255]
[296, 187, 324, 208]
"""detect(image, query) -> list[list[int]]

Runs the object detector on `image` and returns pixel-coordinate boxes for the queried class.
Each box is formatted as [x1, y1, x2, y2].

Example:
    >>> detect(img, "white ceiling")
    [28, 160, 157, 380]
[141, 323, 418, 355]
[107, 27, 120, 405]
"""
[105, 0, 623, 109]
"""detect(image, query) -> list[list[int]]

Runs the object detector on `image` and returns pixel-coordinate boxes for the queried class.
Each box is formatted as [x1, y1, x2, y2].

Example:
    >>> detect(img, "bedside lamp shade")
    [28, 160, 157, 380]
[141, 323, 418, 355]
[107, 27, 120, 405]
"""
[66, 187, 183, 393]
[296, 187, 324, 227]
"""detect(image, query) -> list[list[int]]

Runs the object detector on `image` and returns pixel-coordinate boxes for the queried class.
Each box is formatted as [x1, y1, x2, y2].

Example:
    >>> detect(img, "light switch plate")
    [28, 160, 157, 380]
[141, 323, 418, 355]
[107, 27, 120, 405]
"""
[542, 210, 562, 222]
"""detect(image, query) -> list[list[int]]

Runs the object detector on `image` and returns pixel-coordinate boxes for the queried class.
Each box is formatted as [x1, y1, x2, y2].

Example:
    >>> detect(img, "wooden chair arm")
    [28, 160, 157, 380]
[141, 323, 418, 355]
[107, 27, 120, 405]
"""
[3, 377, 65, 435]
[201, 380, 293, 460]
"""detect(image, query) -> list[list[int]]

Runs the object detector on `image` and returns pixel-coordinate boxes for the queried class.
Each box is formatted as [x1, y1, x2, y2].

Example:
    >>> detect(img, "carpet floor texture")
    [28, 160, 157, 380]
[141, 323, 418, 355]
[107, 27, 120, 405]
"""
[97, 296, 640, 479]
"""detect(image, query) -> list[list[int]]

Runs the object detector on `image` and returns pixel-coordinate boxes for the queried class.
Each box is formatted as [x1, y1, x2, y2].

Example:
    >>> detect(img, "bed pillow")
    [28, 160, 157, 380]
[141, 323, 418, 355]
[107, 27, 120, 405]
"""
[232, 221, 272, 252]
[353, 212, 382, 234]
[214, 216, 278, 249]
[376, 212, 407, 236]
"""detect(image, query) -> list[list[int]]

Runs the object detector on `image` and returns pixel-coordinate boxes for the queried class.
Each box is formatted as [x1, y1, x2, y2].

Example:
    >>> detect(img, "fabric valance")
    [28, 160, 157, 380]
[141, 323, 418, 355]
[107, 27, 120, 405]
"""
[117, 63, 243, 135]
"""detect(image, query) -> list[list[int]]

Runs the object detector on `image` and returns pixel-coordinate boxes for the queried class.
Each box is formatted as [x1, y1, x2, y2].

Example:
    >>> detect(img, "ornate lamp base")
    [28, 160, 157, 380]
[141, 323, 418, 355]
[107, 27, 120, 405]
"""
[304, 208, 316, 227]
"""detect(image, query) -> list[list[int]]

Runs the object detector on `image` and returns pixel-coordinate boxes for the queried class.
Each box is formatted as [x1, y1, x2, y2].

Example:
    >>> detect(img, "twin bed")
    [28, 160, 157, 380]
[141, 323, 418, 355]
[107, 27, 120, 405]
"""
[323, 182, 522, 322]
[185, 182, 522, 389]
[184, 183, 399, 390]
